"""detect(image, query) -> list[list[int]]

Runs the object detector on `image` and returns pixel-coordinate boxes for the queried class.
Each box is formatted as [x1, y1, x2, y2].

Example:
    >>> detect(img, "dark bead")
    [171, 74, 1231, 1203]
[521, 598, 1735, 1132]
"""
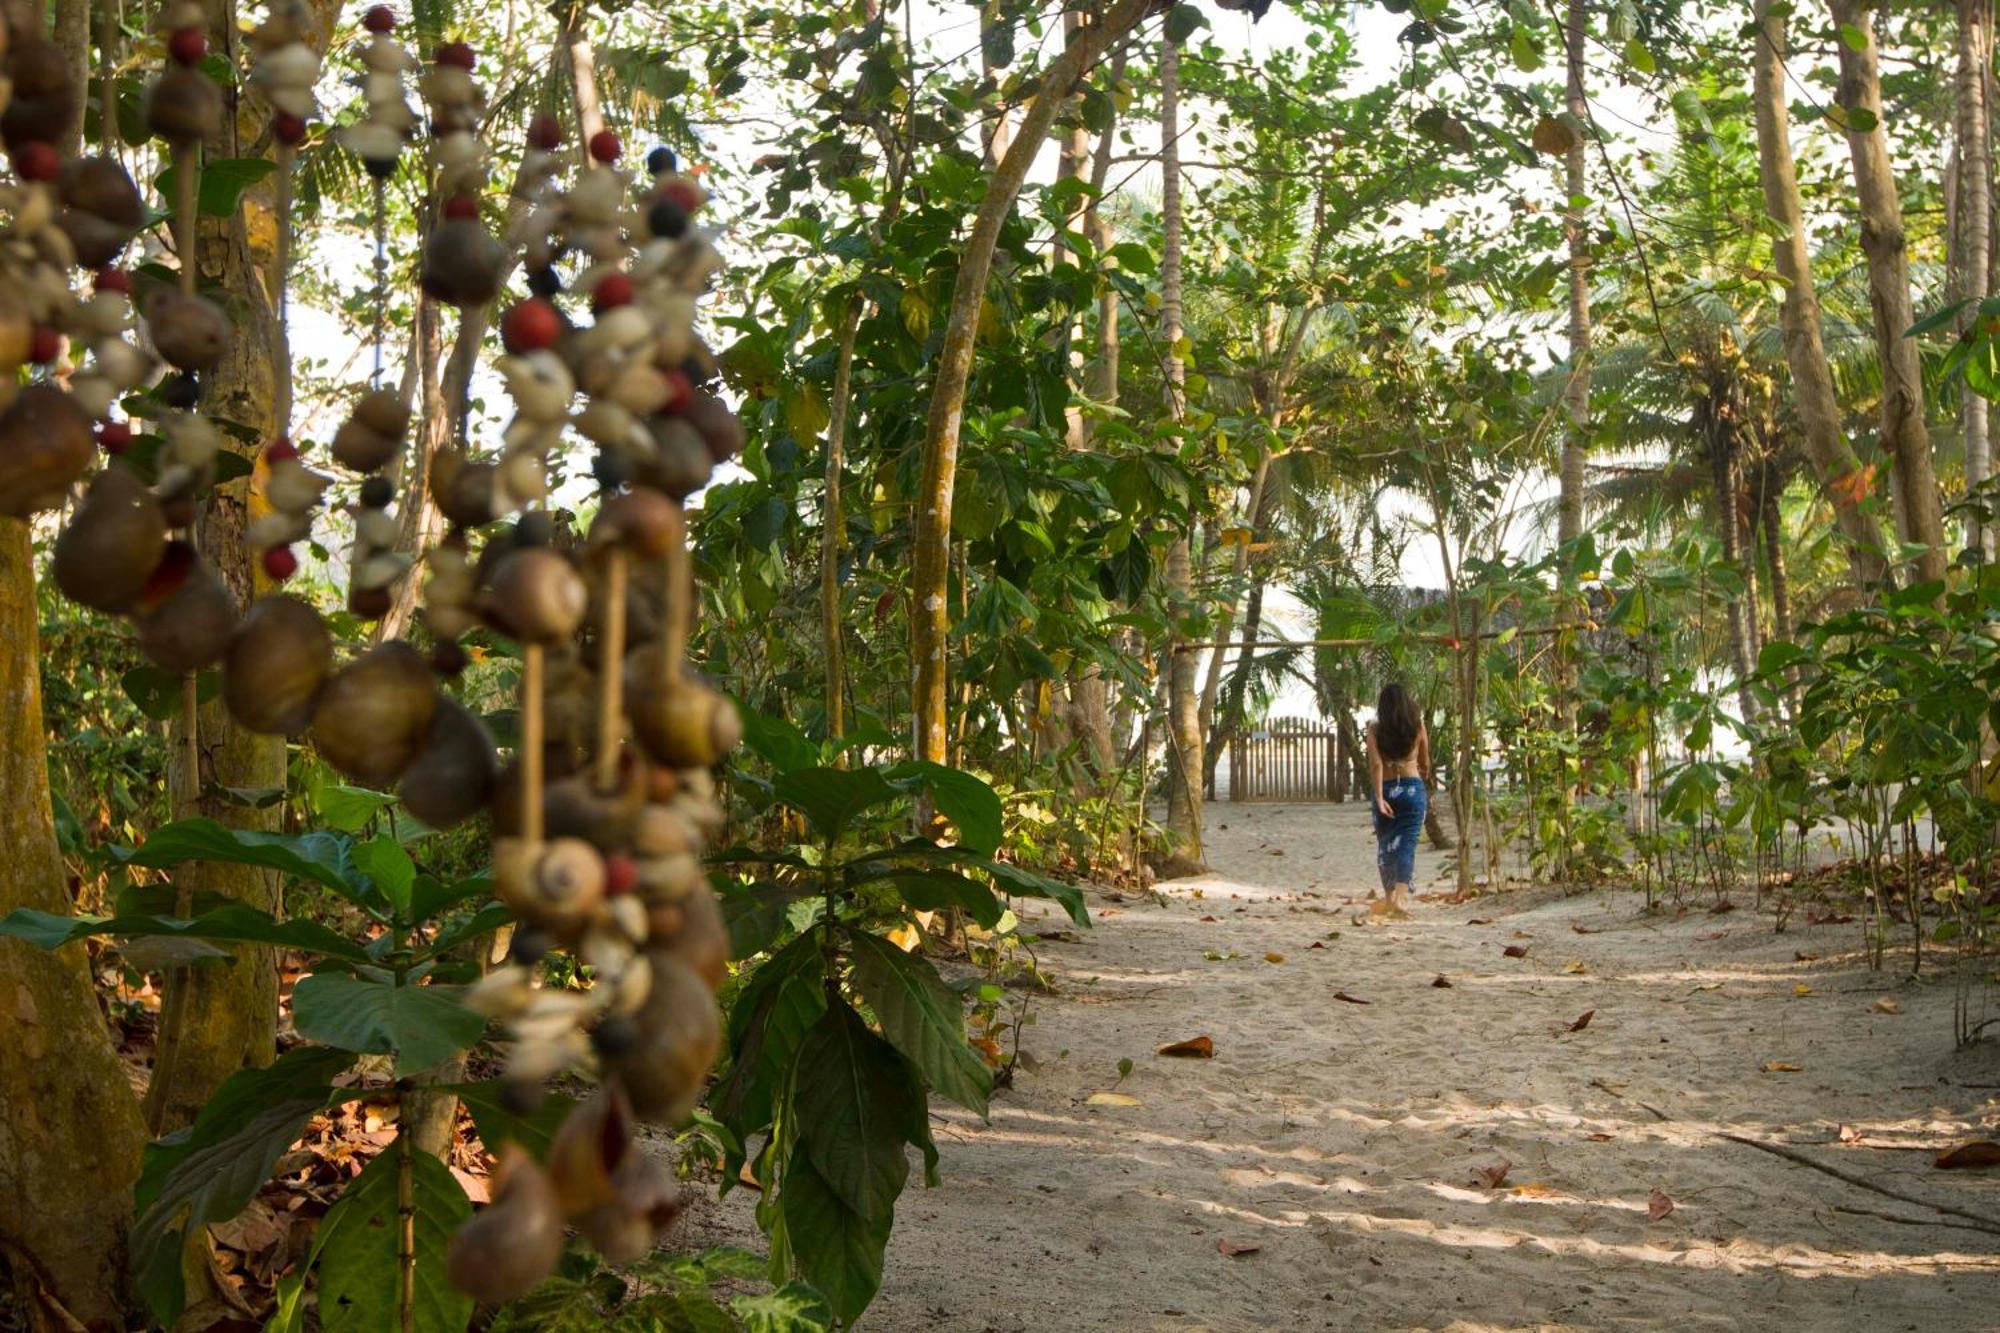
[645, 145, 676, 176]
[430, 639, 468, 676]
[349, 585, 391, 619]
[590, 1014, 640, 1058]
[509, 925, 552, 965]
[363, 154, 399, 179]
[647, 198, 688, 240]
[591, 449, 631, 492]
[526, 264, 562, 297]
[360, 475, 394, 508]
[499, 1079, 544, 1116]
[679, 356, 714, 388]
[513, 511, 553, 547]
[160, 372, 201, 409]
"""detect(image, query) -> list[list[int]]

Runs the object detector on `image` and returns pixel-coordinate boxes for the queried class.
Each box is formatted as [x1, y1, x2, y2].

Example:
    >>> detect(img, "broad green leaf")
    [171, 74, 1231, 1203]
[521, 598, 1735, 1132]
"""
[1837, 21, 1868, 51]
[292, 972, 486, 1071]
[110, 818, 371, 907]
[848, 932, 992, 1114]
[737, 705, 821, 773]
[119, 666, 217, 721]
[1622, 36, 1655, 73]
[451, 1080, 579, 1159]
[714, 936, 827, 1157]
[409, 870, 492, 924]
[420, 900, 514, 961]
[154, 155, 278, 218]
[882, 761, 1003, 854]
[354, 836, 416, 917]
[780, 1150, 889, 1325]
[314, 1145, 473, 1333]
[132, 1046, 356, 1323]
[312, 777, 397, 833]
[792, 1003, 916, 1220]
[853, 869, 1005, 929]
[860, 843, 1091, 926]
[772, 766, 899, 843]
[732, 1282, 835, 1332]
[719, 882, 813, 960]
[0, 904, 373, 965]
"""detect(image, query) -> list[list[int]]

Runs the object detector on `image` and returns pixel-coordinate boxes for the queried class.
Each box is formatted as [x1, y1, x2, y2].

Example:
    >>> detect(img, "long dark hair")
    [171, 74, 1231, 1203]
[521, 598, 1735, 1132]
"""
[1375, 682, 1421, 761]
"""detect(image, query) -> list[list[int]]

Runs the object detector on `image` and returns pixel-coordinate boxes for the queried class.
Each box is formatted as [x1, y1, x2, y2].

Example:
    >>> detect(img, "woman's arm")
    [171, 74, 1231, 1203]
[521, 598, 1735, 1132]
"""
[1416, 723, 1431, 786]
[1367, 725, 1389, 816]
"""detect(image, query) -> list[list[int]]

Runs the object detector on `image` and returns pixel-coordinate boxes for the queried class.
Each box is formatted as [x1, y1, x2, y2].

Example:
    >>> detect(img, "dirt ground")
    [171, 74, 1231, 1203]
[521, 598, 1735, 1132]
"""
[679, 802, 2000, 1332]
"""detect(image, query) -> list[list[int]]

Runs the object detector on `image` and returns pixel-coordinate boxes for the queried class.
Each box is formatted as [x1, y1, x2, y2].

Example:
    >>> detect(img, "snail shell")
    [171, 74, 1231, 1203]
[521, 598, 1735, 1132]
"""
[397, 696, 500, 829]
[57, 157, 145, 267]
[309, 640, 438, 787]
[145, 64, 225, 142]
[145, 289, 230, 373]
[134, 543, 238, 673]
[483, 547, 587, 644]
[221, 594, 331, 736]
[606, 953, 720, 1126]
[420, 218, 506, 308]
[444, 1146, 565, 1305]
[0, 385, 95, 518]
[628, 679, 742, 770]
[53, 466, 167, 612]
[2, 38, 77, 148]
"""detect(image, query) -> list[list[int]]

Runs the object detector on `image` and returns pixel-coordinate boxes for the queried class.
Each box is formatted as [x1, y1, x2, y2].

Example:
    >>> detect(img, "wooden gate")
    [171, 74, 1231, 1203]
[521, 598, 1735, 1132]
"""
[1227, 716, 1339, 802]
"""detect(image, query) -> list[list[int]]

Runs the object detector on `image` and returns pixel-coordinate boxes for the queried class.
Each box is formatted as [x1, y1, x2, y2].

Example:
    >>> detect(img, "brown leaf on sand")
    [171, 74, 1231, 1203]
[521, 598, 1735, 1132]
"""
[1571, 923, 1603, 934]
[1158, 1036, 1215, 1059]
[1431, 975, 1454, 988]
[1468, 917, 1494, 926]
[1647, 1188, 1675, 1222]
[1199, 915, 1219, 923]
[1761, 1061, 1803, 1073]
[1264, 952, 1287, 964]
[1217, 1238, 1262, 1257]
[1308, 941, 1326, 950]
[1934, 1141, 2000, 1170]
[1502, 944, 1530, 959]
[1472, 1161, 1512, 1189]
[1333, 991, 1370, 1005]
[1585, 1132, 1615, 1142]
[1794, 951, 1820, 962]
[1566, 1009, 1595, 1033]
[1696, 930, 1729, 942]
[1872, 997, 1900, 1015]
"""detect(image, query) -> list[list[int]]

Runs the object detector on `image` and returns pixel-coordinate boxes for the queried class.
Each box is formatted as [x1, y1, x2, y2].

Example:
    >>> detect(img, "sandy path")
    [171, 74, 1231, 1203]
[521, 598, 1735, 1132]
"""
[682, 803, 2000, 1331]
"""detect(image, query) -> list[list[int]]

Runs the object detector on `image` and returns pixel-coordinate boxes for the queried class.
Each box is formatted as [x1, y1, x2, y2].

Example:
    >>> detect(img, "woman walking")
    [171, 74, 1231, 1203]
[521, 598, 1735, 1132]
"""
[1367, 683, 1429, 917]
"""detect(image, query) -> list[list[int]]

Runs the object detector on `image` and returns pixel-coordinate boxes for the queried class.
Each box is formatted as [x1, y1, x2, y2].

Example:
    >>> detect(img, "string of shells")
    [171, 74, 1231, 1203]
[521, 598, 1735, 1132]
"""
[0, 0, 746, 1303]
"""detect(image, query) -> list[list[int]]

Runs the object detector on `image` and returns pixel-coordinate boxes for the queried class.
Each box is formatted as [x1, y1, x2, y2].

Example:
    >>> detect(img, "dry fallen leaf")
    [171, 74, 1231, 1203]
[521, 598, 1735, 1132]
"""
[1472, 1161, 1512, 1189]
[1935, 1141, 2000, 1170]
[1087, 1091, 1142, 1107]
[1571, 924, 1603, 935]
[1696, 930, 1729, 942]
[1217, 1238, 1262, 1257]
[1762, 1061, 1803, 1073]
[1431, 974, 1454, 989]
[1467, 917, 1494, 926]
[1872, 997, 1899, 1015]
[1838, 1124, 1863, 1144]
[1562, 960, 1589, 975]
[1647, 1188, 1675, 1222]
[1158, 1035, 1215, 1059]
[1308, 941, 1326, 950]
[1503, 944, 1530, 959]
[1794, 983, 1814, 996]
[1199, 914, 1219, 922]
[1264, 952, 1287, 964]
[1794, 951, 1820, 962]
[1511, 1182, 1557, 1198]
[1566, 1009, 1595, 1033]
[1585, 1132, 1615, 1143]
[1333, 990, 1370, 1005]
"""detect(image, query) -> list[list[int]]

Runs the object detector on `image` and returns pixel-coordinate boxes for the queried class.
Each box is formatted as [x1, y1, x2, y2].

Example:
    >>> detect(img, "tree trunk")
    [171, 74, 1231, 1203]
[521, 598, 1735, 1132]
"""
[1556, 0, 1591, 554]
[1751, 0, 1893, 587]
[0, 521, 149, 1332]
[1959, 0, 1994, 561]
[374, 290, 445, 643]
[1708, 415, 1761, 724]
[909, 0, 1148, 764]
[1762, 481, 1794, 645]
[1829, 0, 1949, 588]
[1159, 31, 1203, 864]
[822, 300, 861, 748]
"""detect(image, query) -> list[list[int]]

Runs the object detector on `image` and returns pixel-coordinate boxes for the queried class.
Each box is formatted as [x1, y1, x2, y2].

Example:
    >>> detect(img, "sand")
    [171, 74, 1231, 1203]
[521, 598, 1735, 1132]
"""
[678, 801, 2000, 1331]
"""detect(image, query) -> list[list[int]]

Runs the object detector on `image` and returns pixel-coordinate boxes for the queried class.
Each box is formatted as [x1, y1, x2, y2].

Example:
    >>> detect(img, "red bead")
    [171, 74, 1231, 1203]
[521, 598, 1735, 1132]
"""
[590, 272, 634, 312]
[362, 5, 396, 32]
[527, 113, 563, 151]
[434, 40, 475, 69]
[272, 112, 308, 147]
[95, 266, 131, 295]
[587, 129, 621, 164]
[442, 193, 479, 220]
[501, 298, 561, 354]
[604, 853, 638, 897]
[662, 179, 703, 214]
[12, 142, 59, 183]
[27, 325, 60, 364]
[263, 545, 299, 582]
[167, 26, 208, 64]
[264, 436, 299, 463]
[658, 367, 693, 413]
[97, 421, 133, 454]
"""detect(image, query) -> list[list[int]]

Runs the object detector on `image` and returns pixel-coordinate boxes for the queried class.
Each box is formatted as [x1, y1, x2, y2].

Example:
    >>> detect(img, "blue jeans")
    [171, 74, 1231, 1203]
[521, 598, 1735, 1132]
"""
[1374, 777, 1427, 890]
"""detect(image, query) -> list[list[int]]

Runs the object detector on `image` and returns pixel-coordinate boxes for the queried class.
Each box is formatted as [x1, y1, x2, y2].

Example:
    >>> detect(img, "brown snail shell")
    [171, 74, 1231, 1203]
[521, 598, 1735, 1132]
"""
[145, 64, 224, 142]
[58, 157, 146, 267]
[575, 1151, 680, 1265]
[444, 1146, 565, 1306]
[134, 544, 238, 673]
[683, 391, 744, 464]
[533, 837, 607, 926]
[431, 451, 497, 528]
[545, 1086, 632, 1220]
[332, 389, 411, 472]
[637, 416, 714, 501]
[606, 953, 720, 1126]
[146, 289, 230, 373]
[309, 640, 438, 787]
[420, 219, 506, 308]
[646, 884, 727, 988]
[492, 836, 541, 917]
[222, 594, 331, 736]
[628, 679, 742, 770]
[353, 389, 411, 439]
[2, 38, 76, 148]
[483, 547, 587, 644]
[398, 696, 499, 829]
[631, 803, 699, 858]
[590, 489, 683, 559]
[0, 288, 32, 371]
[0, 384, 95, 518]
[53, 466, 167, 612]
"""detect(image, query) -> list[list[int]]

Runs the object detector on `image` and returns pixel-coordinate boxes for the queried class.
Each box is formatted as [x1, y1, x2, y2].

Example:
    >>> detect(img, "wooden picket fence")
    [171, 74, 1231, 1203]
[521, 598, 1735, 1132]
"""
[1226, 716, 1339, 802]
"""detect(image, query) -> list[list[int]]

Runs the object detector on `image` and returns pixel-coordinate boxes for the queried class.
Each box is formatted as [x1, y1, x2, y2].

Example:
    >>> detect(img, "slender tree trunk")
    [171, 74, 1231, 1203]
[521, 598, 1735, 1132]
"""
[1751, 0, 1893, 588]
[1959, 0, 1994, 560]
[1159, 31, 1203, 864]
[1709, 418, 1761, 723]
[979, 0, 1012, 167]
[563, 3, 604, 145]
[1829, 0, 1949, 588]
[821, 301, 861, 748]
[1763, 482, 1794, 645]
[375, 291, 444, 643]
[1556, 0, 1591, 554]
[909, 0, 1148, 764]
[1197, 448, 1269, 759]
